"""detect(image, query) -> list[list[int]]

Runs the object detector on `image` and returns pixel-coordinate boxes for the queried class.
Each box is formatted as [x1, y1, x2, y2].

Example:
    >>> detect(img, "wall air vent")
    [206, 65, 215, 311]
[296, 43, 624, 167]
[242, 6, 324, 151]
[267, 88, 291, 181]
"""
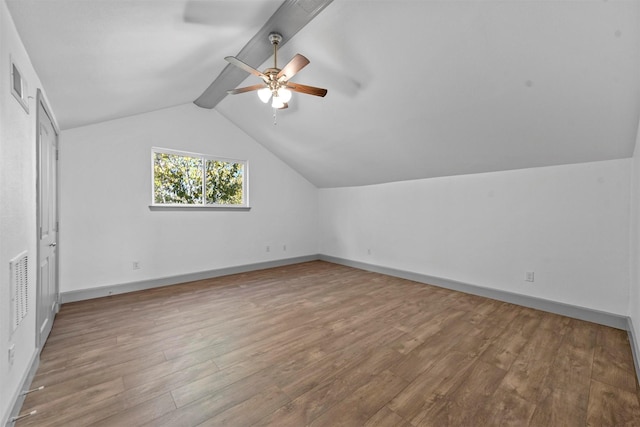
[10, 55, 29, 113]
[10, 251, 28, 332]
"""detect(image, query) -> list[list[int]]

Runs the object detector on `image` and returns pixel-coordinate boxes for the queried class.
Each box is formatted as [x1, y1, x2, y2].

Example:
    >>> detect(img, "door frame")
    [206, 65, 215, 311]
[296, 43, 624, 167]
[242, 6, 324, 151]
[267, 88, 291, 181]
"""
[35, 89, 60, 350]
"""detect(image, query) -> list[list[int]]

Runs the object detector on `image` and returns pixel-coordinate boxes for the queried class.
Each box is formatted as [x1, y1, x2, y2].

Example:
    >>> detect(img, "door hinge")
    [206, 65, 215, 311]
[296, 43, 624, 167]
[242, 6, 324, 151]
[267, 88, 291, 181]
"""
[56, 149, 59, 160]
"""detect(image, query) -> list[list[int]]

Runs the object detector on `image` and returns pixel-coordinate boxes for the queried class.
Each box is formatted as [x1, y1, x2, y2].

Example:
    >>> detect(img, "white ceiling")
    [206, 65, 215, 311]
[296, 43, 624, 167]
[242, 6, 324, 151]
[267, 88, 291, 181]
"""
[7, 0, 640, 187]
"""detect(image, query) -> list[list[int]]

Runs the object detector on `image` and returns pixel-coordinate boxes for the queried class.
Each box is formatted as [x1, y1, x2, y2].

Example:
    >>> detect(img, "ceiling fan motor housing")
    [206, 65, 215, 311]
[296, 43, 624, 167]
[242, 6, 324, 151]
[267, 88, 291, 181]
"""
[268, 32, 283, 46]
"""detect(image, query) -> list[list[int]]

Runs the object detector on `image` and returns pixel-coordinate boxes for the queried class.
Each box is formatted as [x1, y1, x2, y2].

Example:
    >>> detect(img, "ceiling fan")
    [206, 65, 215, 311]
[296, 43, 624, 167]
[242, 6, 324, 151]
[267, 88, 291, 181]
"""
[225, 32, 327, 110]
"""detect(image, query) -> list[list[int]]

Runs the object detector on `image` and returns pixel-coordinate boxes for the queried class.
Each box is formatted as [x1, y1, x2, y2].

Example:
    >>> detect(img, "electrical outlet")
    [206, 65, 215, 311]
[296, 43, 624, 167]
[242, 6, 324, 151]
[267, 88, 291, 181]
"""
[8, 344, 15, 367]
[266, 246, 270, 253]
[525, 272, 535, 282]
[132, 261, 140, 270]
[283, 244, 287, 252]
[367, 248, 372, 255]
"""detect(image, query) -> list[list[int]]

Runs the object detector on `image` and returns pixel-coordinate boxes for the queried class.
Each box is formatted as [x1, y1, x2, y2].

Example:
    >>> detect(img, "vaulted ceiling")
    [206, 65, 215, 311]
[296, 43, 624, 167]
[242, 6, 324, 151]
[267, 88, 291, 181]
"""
[7, 0, 640, 187]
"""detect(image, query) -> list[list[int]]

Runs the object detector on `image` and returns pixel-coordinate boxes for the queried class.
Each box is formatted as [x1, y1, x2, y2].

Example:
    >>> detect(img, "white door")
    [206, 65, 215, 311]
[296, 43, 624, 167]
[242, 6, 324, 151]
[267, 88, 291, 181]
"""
[37, 93, 58, 348]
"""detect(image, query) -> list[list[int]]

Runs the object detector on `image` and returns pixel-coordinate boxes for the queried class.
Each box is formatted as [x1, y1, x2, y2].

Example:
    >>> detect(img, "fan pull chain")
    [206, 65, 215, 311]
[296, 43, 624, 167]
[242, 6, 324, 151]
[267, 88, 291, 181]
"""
[273, 108, 277, 125]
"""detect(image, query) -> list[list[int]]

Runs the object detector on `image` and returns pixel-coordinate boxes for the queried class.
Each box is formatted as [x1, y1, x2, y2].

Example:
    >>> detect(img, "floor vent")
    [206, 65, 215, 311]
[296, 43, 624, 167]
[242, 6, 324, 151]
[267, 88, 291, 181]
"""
[10, 251, 28, 332]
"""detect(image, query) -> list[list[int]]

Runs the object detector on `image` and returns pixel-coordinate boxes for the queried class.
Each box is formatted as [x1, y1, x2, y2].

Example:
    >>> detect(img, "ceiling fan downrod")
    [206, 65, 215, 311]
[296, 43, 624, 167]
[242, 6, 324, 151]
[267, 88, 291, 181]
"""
[268, 32, 282, 69]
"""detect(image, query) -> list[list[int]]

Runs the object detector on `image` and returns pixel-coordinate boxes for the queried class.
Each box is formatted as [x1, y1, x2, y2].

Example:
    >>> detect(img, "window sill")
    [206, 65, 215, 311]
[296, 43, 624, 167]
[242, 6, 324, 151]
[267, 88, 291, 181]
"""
[149, 205, 251, 212]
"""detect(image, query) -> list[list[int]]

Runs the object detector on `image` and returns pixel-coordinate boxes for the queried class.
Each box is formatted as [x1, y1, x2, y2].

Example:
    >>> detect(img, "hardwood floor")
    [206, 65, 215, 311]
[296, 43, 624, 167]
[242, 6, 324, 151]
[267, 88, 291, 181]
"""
[16, 261, 640, 426]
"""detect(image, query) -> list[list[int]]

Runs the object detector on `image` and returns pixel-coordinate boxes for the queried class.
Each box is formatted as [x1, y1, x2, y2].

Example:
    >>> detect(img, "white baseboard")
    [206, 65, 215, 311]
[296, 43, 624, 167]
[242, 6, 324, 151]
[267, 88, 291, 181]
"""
[61, 255, 320, 303]
[62, 254, 629, 330]
[3, 349, 39, 427]
[320, 255, 629, 330]
[627, 318, 640, 387]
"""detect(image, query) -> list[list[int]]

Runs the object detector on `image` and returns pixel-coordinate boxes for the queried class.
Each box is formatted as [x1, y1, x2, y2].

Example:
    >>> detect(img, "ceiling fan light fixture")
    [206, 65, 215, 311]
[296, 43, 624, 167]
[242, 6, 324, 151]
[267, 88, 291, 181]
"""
[257, 87, 272, 103]
[271, 95, 285, 109]
[225, 32, 327, 114]
[278, 88, 292, 103]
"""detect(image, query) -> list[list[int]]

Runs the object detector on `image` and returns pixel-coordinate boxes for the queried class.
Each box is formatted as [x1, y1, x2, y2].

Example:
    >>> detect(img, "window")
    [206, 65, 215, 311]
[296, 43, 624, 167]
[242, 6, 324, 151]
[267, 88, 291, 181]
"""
[152, 148, 248, 207]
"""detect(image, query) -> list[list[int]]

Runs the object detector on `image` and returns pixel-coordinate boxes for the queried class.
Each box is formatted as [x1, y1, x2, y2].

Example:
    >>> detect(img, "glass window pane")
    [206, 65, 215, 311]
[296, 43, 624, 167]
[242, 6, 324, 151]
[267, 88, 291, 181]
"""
[205, 160, 244, 205]
[154, 152, 203, 204]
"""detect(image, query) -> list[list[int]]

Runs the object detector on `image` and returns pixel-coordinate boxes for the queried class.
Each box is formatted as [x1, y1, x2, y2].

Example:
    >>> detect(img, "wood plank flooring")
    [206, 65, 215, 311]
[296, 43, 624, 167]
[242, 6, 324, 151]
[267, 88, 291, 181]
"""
[16, 261, 640, 426]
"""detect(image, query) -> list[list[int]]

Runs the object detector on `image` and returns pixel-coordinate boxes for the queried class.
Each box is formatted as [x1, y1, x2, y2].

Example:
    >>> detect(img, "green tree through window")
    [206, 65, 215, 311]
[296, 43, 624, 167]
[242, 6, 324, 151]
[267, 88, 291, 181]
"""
[206, 160, 243, 205]
[153, 149, 246, 206]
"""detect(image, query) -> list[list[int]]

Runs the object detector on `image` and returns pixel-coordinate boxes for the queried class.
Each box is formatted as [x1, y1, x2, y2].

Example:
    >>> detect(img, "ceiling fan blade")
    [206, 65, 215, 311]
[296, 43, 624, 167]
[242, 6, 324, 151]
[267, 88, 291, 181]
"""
[227, 83, 267, 95]
[194, 0, 334, 109]
[225, 56, 266, 79]
[277, 54, 310, 80]
[286, 82, 328, 97]
[278, 103, 289, 110]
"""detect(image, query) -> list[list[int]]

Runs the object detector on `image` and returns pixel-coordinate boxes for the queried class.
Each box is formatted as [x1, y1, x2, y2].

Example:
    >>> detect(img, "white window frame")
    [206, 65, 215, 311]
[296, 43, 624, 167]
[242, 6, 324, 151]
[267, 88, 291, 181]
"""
[151, 147, 249, 209]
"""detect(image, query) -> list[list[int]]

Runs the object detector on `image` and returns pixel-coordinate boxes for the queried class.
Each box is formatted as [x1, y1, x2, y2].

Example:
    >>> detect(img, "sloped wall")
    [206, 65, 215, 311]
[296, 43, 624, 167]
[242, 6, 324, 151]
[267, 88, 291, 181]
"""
[59, 104, 318, 294]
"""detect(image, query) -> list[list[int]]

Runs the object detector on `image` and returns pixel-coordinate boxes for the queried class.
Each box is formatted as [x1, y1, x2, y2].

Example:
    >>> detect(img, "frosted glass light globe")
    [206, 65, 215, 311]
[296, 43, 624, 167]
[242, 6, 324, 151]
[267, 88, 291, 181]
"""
[271, 95, 285, 109]
[257, 87, 272, 103]
[278, 88, 292, 103]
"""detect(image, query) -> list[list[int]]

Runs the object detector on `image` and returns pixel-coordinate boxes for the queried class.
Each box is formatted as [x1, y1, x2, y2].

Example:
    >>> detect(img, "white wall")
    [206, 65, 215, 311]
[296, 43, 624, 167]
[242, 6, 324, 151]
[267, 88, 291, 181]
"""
[629, 128, 640, 359]
[0, 1, 54, 423]
[59, 103, 318, 294]
[319, 159, 631, 315]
